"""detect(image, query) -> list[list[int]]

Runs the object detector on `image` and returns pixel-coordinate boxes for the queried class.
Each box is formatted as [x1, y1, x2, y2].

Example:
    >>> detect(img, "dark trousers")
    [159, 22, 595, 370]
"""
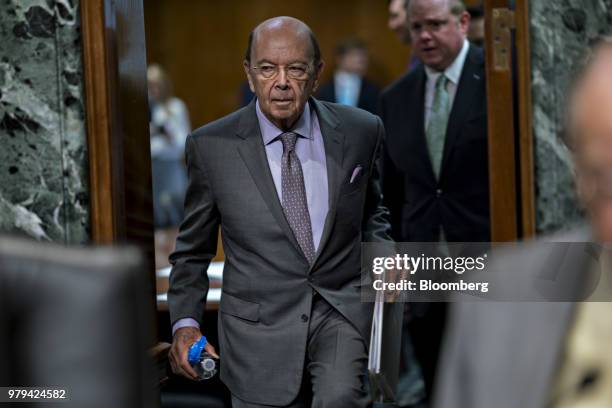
[231, 294, 370, 408]
[407, 302, 447, 402]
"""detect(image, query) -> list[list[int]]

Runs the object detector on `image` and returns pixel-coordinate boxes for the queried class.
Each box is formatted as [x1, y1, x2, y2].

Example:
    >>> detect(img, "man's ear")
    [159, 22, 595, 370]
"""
[244, 60, 255, 92]
[312, 60, 325, 92]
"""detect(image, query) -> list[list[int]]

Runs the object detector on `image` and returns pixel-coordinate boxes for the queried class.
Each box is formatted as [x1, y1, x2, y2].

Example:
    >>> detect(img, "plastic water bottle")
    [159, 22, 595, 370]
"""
[187, 336, 218, 380]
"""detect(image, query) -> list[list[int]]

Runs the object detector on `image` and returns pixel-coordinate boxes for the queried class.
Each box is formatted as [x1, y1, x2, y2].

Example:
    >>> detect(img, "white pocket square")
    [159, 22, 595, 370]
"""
[350, 165, 363, 183]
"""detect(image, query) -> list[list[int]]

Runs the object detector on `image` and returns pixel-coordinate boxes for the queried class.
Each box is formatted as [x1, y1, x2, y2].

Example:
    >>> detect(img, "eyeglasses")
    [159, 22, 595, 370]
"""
[409, 19, 451, 35]
[250, 63, 311, 80]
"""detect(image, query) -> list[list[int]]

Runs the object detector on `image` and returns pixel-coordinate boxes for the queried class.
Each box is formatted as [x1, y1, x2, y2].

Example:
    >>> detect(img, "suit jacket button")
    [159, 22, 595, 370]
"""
[301, 314, 309, 322]
[436, 189, 442, 197]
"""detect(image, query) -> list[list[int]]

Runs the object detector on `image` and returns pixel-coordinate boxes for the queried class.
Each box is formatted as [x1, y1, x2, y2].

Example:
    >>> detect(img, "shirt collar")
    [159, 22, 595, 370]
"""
[256, 99, 313, 145]
[335, 70, 361, 83]
[424, 39, 470, 85]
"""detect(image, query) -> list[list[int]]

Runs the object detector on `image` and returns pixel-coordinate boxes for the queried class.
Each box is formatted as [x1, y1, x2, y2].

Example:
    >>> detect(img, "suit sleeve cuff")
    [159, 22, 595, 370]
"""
[172, 318, 200, 336]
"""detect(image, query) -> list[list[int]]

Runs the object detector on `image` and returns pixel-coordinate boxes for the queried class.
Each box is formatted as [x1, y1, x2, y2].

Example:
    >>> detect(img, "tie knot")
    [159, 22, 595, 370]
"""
[280, 132, 298, 153]
[435, 74, 448, 91]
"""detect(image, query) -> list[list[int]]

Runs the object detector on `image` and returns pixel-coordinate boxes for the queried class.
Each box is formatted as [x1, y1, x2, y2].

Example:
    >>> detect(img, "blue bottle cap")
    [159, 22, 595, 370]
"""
[187, 336, 207, 364]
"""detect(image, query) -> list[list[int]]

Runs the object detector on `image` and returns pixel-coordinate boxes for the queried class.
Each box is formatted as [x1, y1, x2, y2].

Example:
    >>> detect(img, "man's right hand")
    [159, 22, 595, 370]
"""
[169, 327, 219, 380]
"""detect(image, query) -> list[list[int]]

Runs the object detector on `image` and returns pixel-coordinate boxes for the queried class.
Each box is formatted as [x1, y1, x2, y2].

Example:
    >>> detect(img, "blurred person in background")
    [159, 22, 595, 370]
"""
[388, 0, 421, 71]
[434, 37, 612, 408]
[148, 64, 191, 227]
[379, 0, 488, 403]
[148, 64, 191, 267]
[388, 0, 411, 44]
[317, 37, 380, 114]
[467, 5, 485, 48]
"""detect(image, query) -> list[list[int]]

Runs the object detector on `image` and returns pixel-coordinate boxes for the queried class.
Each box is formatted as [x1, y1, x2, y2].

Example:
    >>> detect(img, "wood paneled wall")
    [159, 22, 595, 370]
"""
[143, 0, 412, 129]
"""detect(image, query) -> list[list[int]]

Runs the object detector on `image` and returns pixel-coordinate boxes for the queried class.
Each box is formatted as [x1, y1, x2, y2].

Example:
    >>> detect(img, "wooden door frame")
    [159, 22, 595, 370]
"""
[485, 0, 535, 241]
[81, 0, 126, 244]
[514, 0, 536, 238]
[80, 0, 157, 317]
[80, 0, 155, 251]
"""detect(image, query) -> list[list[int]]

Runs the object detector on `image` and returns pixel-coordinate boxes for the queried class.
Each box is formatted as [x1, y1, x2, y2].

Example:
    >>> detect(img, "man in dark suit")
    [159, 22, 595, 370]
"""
[317, 38, 381, 114]
[379, 0, 489, 401]
[167, 16, 392, 407]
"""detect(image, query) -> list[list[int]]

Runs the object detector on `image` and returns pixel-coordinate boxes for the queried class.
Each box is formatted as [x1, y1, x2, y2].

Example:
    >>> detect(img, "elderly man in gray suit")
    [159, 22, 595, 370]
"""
[167, 16, 392, 407]
[434, 38, 612, 408]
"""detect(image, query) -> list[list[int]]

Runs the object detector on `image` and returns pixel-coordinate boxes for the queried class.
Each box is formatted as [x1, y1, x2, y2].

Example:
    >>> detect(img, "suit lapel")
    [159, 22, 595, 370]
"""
[309, 98, 343, 269]
[235, 100, 304, 257]
[440, 45, 484, 178]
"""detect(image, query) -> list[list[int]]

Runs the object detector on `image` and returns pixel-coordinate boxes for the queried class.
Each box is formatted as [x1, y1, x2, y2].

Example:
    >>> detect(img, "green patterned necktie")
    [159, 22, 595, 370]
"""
[426, 74, 450, 179]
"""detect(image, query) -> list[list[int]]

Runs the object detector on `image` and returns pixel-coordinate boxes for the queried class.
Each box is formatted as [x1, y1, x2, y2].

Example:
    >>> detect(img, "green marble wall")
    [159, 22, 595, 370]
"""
[0, 0, 89, 244]
[529, 0, 612, 234]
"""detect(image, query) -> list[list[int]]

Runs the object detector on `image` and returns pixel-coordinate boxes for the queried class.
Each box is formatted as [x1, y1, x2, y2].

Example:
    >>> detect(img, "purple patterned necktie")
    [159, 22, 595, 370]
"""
[280, 132, 315, 265]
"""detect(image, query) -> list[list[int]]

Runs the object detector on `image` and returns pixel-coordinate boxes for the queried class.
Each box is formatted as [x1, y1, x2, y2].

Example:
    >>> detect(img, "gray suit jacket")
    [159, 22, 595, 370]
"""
[168, 97, 392, 405]
[433, 226, 598, 408]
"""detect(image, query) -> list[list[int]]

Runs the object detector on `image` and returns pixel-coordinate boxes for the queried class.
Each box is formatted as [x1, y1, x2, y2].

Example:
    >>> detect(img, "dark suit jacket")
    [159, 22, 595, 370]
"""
[168, 97, 392, 405]
[317, 76, 381, 115]
[379, 44, 490, 242]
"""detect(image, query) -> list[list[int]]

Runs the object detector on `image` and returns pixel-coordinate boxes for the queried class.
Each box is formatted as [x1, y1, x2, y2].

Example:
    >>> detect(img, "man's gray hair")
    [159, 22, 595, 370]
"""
[406, 0, 466, 16]
[449, 0, 466, 16]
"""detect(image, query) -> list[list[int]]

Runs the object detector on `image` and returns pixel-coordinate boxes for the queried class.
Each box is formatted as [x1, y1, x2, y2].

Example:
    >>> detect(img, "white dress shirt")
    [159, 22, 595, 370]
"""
[333, 71, 362, 107]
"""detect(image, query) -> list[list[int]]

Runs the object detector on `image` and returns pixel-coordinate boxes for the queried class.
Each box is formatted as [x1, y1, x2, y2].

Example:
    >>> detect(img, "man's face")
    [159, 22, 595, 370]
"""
[388, 0, 411, 44]
[572, 54, 612, 242]
[337, 49, 369, 77]
[408, 0, 469, 72]
[244, 25, 323, 130]
[147, 79, 161, 103]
